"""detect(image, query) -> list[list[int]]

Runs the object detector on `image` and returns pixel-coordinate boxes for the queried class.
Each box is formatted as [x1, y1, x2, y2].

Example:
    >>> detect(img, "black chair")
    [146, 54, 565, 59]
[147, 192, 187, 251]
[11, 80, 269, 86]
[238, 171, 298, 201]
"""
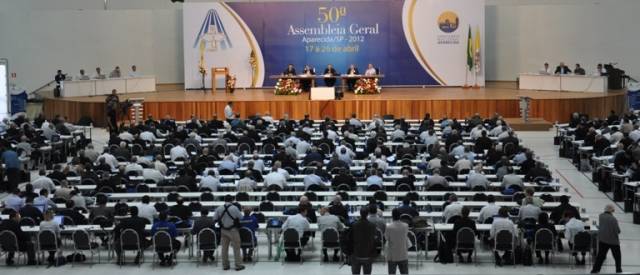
[336, 191, 349, 201]
[259, 201, 274, 212]
[406, 191, 419, 202]
[513, 192, 526, 205]
[533, 228, 555, 264]
[366, 184, 381, 191]
[396, 183, 412, 192]
[471, 185, 487, 191]
[282, 228, 303, 263]
[472, 193, 487, 201]
[237, 143, 251, 155]
[19, 217, 36, 227]
[152, 231, 175, 267]
[239, 227, 258, 263]
[320, 228, 340, 263]
[262, 143, 276, 154]
[37, 230, 59, 266]
[455, 227, 476, 263]
[303, 191, 317, 202]
[0, 230, 25, 265]
[119, 229, 143, 266]
[213, 144, 227, 156]
[200, 192, 214, 202]
[132, 144, 144, 156]
[335, 184, 352, 191]
[373, 190, 387, 201]
[571, 231, 593, 265]
[136, 184, 150, 193]
[197, 228, 217, 266]
[236, 192, 250, 202]
[494, 230, 515, 266]
[265, 191, 280, 202]
[163, 144, 174, 156]
[539, 194, 554, 203]
[167, 192, 180, 202]
[72, 229, 100, 265]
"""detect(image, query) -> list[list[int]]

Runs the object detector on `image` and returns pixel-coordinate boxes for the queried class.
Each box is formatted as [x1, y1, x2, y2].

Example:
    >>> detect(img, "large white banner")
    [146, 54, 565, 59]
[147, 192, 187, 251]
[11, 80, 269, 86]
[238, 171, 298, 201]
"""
[183, 0, 484, 89]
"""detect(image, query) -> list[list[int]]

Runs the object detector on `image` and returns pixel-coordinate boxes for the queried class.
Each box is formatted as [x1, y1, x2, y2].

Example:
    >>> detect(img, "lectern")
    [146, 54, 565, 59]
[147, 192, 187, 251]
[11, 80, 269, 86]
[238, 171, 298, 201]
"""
[211, 67, 230, 93]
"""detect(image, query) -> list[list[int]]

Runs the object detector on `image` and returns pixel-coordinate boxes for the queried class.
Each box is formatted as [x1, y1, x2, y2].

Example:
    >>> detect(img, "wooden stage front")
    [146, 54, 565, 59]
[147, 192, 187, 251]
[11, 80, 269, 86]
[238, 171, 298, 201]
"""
[43, 82, 627, 128]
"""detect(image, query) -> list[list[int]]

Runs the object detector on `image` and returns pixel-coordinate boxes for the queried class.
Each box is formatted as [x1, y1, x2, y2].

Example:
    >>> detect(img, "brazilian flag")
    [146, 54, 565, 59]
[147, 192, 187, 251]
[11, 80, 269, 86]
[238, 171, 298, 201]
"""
[466, 25, 473, 71]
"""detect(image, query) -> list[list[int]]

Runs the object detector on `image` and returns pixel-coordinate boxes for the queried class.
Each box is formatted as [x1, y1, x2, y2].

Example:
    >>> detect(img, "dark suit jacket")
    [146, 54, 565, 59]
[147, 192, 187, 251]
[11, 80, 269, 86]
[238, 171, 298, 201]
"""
[19, 204, 43, 224]
[347, 68, 359, 75]
[113, 216, 148, 241]
[555, 66, 572, 74]
[283, 68, 296, 75]
[323, 68, 338, 76]
[0, 219, 30, 243]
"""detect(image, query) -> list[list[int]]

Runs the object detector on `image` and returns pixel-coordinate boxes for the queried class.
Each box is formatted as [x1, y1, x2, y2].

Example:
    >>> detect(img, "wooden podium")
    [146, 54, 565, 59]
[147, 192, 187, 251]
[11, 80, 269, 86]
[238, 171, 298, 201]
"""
[211, 67, 230, 93]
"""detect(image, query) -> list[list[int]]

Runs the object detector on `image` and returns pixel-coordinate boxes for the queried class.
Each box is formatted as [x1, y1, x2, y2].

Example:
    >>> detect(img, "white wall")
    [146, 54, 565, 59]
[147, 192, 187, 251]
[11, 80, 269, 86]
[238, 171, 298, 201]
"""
[1, 0, 639, 91]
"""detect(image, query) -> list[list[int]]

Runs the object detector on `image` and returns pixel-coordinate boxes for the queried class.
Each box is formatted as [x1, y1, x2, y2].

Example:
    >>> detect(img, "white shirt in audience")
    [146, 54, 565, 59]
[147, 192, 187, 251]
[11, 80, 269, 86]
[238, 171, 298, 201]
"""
[443, 201, 463, 222]
[99, 153, 118, 170]
[32, 176, 55, 193]
[154, 160, 168, 175]
[282, 213, 310, 237]
[142, 168, 164, 184]
[564, 217, 585, 244]
[477, 202, 500, 223]
[124, 162, 143, 176]
[200, 175, 220, 191]
[490, 216, 515, 240]
[118, 132, 134, 142]
[140, 131, 156, 143]
[170, 145, 189, 161]
[264, 171, 287, 189]
[137, 203, 158, 223]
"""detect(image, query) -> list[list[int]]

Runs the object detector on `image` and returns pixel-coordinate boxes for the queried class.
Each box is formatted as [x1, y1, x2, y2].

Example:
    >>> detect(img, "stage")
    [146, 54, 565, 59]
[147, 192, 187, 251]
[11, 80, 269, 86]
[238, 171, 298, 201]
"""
[43, 82, 626, 128]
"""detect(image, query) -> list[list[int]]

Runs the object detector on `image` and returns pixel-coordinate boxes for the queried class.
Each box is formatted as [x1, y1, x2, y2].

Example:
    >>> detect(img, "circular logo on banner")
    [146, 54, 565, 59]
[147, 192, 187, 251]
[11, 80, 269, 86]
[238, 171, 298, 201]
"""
[437, 11, 459, 33]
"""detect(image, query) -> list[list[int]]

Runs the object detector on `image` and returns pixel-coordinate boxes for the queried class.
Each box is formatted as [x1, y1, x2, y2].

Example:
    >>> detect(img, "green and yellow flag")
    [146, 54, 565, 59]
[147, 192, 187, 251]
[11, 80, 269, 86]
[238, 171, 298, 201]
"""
[474, 26, 481, 73]
[466, 25, 474, 71]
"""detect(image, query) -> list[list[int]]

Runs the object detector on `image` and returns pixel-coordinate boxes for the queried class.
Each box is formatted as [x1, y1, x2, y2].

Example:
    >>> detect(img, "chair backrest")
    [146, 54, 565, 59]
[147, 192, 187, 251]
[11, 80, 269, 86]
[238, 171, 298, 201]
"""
[0, 230, 19, 252]
[471, 185, 487, 192]
[472, 192, 487, 201]
[303, 191, 318, 201]
[237, 143, 251, 154]
[367, 184, 381, 191]
[163, 144, 174, 155]
[136, 184, 150, 192]
[406, 191, 419, 202]
[396, 183, 412, 192]
[132, 144, 144, 156]
[573, 231, 592, 252]
[236, 192, 250, 202]
[374, 228, 384, 249]
[399, 214, 413, 226]
[318, 143, 331, 154]
[282, 228, 300, 244]
[539, 194, 554, 202]
[265, 191, 280, 202]
[456, 227, 476, 250]
[153, 230, 173, 252]
[321, 227, 339, 246]
[373, 190, 387, 201]
[200, 192, 214, 201]
[38, 229, 58, 251]
[73, 229, 92, 250]
[167, 192, 180, 202]
[534, 228, 554, 251]
[336, 191, 349, 201]
[120, 228, 141, 251]
[197, 228, 217, 250]
[238, 227, 255, 248]
[262, 143, 276, 154]
[63, 216, 76, 226]
[495, 230, 514, 251]
[213, 144, 227, 155]
[406, 231, 417, 250]
[336, 183, 352, 191]
[259, 201, 274, 211]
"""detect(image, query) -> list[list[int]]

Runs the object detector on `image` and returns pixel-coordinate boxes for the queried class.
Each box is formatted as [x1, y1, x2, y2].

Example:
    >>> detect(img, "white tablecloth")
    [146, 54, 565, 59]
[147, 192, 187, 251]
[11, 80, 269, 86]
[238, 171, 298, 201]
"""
[519, 73, 607, 93]
[61, 76, 156, 97]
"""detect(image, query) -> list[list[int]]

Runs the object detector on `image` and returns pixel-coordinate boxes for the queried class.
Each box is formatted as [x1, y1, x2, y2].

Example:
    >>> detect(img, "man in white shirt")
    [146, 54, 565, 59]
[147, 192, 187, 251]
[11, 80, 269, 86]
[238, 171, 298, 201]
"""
[477, 195, 500, 223]
[140, 130, 156, 143]
[296, 139, 311, 155]
[118, 131, 134, 142]
[336, 145, 355, 165]
[264, 168, 287, 190]
[93, 67, 106, 79]
[501, 170, 524, 190]
[564, 211, 586, 263]
[442, 194, 463, 222]
[154, 155, 168, 175]
[124, 157, 143, 176]
[466, 166, 490, 189]
[237, 171, 257, 192]
[470, 124, 485, 140]
[391, 125, 405, 141]
[365, 170, 384, 190]
[449, 142, 465, 158]
[540, 62, 553, 75]
[200, 170, 220, 191]
[518, 198, 542, 221]
[31, 169, 56, 193]
[76, 69, 90, 80]
[224, 102, 234, 121]
[453, 155, 472, 172]
[137, 196, 158, 223]
[142, 168, 164, 184]
[420, 129, 439, 147]
[303, 173, 325, 190]
[170, 144, 189, 161]
[282, 208, 311, 260]
[490, 207, 516, 266]
[348, 114, 363, 129]
[128, 65, 140, 78]
[98, 152, 119, 170]
[593, 63, 607, 76]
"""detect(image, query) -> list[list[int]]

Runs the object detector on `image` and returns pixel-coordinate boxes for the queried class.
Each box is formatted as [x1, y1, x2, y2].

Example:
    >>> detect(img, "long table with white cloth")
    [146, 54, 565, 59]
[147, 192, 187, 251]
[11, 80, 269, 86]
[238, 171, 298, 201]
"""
[61, 76, 156, 97]
[518, 73, 607, 93]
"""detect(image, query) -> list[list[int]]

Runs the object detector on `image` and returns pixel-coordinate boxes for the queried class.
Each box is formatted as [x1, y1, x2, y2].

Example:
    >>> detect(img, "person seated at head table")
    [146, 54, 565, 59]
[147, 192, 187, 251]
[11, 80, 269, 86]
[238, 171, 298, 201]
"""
[109, 66, 121, 78]
[76, 69, 90, 80]
[283, 64, 296, 76]
[364, 63, 378, 76]
[300, 65, 315, 92]
[345, 64, 359, 92]
[323, 64, 339, 87]
[554, 62, 571, 75]
[573, 63, 586, 75]
[129, 65, 140, 78]
[93, 67, 106, 79]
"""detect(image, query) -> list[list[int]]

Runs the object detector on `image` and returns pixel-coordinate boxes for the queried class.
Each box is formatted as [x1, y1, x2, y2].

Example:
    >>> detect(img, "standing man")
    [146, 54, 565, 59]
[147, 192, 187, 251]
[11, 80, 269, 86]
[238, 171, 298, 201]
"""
[224, 101, 234, 122]
[591, 204, 622, 273]
[54, 70, 66, 98]
[385, 208, 409, 274]
[350, 208, 377, 275]
[1, 144, 21, 192]
[105, 89, 120, 134]
[212, 195, 245, 271]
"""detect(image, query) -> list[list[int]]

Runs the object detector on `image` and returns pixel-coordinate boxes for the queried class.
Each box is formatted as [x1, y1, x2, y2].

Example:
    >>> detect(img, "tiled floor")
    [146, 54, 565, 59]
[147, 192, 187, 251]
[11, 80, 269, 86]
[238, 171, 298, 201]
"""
[2, 129, 638, 274]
